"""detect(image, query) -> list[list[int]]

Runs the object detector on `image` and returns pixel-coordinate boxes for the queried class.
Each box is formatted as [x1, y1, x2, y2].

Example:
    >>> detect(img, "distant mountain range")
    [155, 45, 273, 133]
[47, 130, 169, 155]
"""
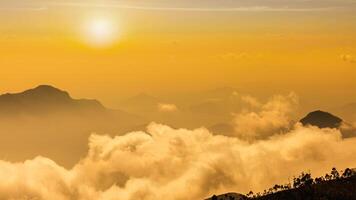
[0, 85, 355, 167]
[116, 87, 243, 130]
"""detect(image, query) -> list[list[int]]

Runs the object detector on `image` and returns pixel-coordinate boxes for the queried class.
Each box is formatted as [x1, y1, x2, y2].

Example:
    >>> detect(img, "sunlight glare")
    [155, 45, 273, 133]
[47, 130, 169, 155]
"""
[84, 17, 120, 47]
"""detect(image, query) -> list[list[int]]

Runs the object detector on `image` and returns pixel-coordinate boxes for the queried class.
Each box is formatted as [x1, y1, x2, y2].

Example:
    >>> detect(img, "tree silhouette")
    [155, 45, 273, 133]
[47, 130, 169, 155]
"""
[325, 173, 332, 181]
[293, 177, 301, 188]
[314, 177, 324, 184]
[246, 191, 254, 198]
[331, 167, 340, 179]
[342, 168, 353, 178]
[300, 172, 313, 186]
[243, 167, 355, 199]
[211, 195, 218, 200]
[293, 172, 313, 188]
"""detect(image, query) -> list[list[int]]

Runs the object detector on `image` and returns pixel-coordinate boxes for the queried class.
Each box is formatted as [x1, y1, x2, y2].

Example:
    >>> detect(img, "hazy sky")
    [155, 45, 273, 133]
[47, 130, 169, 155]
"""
[1, 2, 356, 199]
[0, 0, 356, 107]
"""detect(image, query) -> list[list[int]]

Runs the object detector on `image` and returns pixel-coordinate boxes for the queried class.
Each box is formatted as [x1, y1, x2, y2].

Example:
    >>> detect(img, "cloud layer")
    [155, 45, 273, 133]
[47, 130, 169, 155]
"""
[1, 121, 356, 200]
[233, 93, 298, 140]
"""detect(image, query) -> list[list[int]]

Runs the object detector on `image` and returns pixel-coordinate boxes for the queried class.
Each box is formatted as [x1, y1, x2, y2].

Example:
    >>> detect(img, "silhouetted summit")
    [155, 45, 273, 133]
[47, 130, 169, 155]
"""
[300, 110, 343, 129]
[0, 85, 105, 115]
[12, 85, 71, 102]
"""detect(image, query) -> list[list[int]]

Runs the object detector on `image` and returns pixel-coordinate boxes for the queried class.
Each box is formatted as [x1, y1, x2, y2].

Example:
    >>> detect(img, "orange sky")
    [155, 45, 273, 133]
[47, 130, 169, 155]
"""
[0, 3, 356, 107]
[1, 3, 356, 198]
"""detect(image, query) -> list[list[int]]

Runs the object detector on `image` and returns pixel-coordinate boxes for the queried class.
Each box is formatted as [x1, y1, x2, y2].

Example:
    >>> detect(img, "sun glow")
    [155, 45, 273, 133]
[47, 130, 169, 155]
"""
[83, 17, 120, 47]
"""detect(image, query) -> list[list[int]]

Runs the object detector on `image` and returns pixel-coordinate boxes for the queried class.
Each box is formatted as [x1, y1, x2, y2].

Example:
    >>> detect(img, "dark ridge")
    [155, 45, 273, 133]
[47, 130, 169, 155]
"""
[300, 110, 343, 129]
[251, 173, 356, 200]
[0, 85, 70, 101]
[208, 168, 356, 200]
[24, 85, 69, 96]
[0, 85, 105, 115]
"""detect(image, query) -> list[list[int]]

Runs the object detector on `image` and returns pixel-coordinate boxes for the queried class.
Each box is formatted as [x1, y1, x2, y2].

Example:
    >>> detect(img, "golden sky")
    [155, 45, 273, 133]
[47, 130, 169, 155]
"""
[1, 2, 356, 199]
[0, 0, 356, 107]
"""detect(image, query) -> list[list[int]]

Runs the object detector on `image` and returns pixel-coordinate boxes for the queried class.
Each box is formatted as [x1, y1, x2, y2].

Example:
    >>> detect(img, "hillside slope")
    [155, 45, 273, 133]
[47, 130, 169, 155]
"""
[208, 169, 356, 200]
[255, 175, 356, 200]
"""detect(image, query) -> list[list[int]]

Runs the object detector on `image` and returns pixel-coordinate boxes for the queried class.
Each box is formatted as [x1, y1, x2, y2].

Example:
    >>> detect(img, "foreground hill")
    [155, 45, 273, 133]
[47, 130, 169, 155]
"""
[253, 175, 356, 200]
[208, 169, 356, 200]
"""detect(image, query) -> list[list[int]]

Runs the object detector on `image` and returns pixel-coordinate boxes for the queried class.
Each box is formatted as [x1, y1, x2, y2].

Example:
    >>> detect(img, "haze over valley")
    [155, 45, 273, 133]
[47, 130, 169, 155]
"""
[1, 0, 356, 199]
[0, 85, 356, 200]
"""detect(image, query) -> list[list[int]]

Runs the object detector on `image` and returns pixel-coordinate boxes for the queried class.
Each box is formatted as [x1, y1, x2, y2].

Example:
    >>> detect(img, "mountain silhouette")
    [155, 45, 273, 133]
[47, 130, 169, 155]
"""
[300, 110, 343, 129]
[0, 85, 146, 167]
[0, 85, 105, 115]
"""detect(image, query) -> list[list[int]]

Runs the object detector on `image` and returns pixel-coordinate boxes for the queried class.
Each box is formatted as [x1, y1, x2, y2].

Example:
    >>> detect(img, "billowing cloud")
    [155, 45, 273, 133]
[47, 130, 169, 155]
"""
[157, 103, 178, 112]
[233, 93, 298, 140]
[0, 122, 356, 200]
[0, 91, 354, 200]
[240, 95, 262, 108]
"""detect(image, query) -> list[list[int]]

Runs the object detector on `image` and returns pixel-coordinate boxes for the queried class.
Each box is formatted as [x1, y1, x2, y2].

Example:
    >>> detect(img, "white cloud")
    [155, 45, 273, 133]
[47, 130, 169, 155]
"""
[233, 93, 299, 140]
[240, 95, 262, 108]
[0, 122, 355, 200]
[158, 103, 178, 112]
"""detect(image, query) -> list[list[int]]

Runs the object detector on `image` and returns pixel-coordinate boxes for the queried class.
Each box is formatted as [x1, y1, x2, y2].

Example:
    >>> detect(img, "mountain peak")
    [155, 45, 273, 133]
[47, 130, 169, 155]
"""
[25, 85, 69, 96]
[34, 84, 62, 91]
[0, 85, 70, 101]
[10, 85, 72, 105]
[300, 110, 343, 129]
[0, 85, 106, 115]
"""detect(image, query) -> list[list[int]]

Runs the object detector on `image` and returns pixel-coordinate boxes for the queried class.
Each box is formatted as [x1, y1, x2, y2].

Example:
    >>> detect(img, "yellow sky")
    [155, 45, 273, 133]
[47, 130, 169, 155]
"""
[0, 5, 356, 107]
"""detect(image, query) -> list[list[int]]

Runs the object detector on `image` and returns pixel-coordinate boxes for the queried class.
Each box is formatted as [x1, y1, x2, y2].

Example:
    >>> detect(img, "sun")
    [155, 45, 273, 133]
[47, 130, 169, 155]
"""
[83, 17, 120, 47]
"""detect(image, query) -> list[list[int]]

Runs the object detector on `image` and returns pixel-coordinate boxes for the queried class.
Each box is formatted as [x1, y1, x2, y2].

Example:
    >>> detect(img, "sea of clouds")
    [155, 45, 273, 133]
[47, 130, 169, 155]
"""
[1, 93, 356, 200]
